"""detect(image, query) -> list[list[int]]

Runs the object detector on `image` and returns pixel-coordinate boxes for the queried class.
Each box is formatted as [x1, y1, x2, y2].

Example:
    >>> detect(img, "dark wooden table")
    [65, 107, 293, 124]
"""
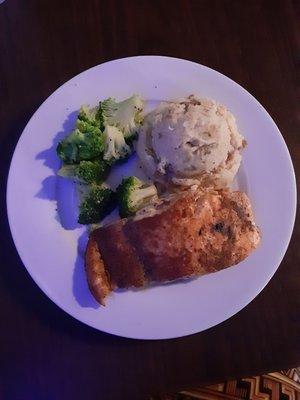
[0, 1, 299, 399]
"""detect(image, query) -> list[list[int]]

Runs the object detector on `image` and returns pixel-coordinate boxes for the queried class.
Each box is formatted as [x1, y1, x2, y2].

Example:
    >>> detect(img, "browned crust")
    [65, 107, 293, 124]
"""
[92, 221, 146, 288]
[85, 189, 260, 305]
[124, 192, 205, 281]
[124, 189, 260, 282]
[85, 235, 111, 305]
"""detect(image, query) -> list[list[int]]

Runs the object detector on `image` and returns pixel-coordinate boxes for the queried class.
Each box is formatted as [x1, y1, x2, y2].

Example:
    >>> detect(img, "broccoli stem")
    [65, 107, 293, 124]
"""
[131, 186, 157, 208]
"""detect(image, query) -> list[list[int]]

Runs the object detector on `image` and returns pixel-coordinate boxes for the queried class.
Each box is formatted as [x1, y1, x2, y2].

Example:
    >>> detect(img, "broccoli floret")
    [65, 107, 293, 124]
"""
[117, 176, 157, 218]
[57, 130, 83, 163]
[78, 104, 104, 130]
[56, 102, 106, 164]
[78, 185, 117, 224]
[103, 125, 131, 164]
[76, 160, 109, 184]
[76, 119, 96, 133]
[95, 102, 105, 131]
[77, 127, 104, 161]
[101, 95, 144, 139]
[58, 159, 110, 184]
[78, 105, 97, 122]
[56, 125, 104, 164]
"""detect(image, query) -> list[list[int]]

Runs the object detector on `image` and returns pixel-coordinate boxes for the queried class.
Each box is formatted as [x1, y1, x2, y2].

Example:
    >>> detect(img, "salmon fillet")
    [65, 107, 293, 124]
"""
[85, 188, 260, 305]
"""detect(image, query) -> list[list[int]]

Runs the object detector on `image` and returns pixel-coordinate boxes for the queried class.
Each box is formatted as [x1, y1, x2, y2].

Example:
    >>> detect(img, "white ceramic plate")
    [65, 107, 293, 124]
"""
[7, 56, 296, 340]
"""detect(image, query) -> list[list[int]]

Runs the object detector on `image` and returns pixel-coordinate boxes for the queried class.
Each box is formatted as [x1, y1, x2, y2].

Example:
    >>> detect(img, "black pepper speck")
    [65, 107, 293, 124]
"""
[214, 222, 224, 232]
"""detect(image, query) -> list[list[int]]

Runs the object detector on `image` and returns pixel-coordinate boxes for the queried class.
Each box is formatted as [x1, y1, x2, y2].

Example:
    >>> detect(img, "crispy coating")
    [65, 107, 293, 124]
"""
[92, 221, 146, 288]
[85, 236, 110, 306]
[85, 189, 260, 305]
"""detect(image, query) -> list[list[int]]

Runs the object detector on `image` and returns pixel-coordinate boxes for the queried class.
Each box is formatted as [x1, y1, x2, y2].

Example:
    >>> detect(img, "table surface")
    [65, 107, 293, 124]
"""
[0, 1, 299, 399]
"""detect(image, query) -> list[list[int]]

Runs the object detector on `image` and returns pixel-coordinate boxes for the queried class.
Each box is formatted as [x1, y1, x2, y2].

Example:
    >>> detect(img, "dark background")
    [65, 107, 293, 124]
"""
[0, 1, 299, 399]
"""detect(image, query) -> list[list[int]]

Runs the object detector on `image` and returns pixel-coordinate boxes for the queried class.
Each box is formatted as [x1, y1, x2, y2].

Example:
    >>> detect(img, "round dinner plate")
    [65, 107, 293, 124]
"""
[7, 56, 296, 340]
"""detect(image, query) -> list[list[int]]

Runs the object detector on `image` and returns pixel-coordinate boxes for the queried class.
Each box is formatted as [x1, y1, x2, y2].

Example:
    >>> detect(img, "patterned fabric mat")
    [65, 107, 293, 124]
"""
[151, 368, 300, 400]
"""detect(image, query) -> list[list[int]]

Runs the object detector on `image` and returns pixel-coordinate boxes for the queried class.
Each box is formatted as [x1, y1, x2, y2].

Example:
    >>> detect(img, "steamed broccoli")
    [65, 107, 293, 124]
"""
[76, 160, 109, 184]
[56, 124, 104, 164]
[101, 95, 144, 140]
[103, 125, 131, 164]
[78, 104, 104, 130]
[76, 119, 97, 133]
[117, 176, 157, 218]
[56, 103, 106, 164]
[58, 159, 110, 185]
[78, 185, 117, 224]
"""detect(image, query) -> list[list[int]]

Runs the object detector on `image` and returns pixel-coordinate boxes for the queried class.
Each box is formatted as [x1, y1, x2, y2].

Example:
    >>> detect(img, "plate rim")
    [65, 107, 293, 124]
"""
[6, 55, 297, 339]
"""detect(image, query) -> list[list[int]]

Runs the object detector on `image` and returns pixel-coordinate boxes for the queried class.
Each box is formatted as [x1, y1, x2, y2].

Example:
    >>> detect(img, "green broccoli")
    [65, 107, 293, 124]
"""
[76, 119, 96, 133]
[56, 102, 106, 164]
[58, 159, 110, 185]
[101, 95, 144, 140]
[56, 130, 82, 164]
[56, 125, 104, 164]
[117, 176, 157, 218]
[78, 185, 117, 224]
[78, 104, 104, 130]
[76, 160, 109, 184]
[103, 125, 131, 164]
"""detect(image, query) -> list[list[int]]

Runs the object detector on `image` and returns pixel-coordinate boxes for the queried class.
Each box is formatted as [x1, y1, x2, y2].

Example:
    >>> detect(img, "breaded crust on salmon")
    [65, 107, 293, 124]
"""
[85, 188, 260, 305]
